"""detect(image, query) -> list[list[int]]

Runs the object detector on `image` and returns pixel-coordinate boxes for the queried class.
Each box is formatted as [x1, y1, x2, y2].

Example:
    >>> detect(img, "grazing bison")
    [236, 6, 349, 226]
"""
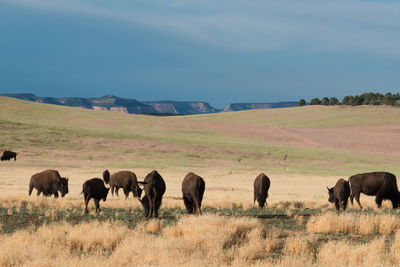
[181, 172, 205, 214]
[28, 169, 69, 198]
[140, 170, 166, 218]
[103, 170, 142, 198]
[81, 178, 110, 214]
[1, 150, 17, 161]
[254, 173, 271, 208]
[349, 172, 400, 209]
[327, 179, 350, 212]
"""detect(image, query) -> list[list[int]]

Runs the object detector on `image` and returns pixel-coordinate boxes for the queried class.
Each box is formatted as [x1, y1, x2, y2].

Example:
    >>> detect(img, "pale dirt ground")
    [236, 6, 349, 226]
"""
[0, 165, 387, 210]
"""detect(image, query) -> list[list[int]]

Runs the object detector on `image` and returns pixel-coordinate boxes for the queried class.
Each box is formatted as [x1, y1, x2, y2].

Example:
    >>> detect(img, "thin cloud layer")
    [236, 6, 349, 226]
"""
[6, 0, 400, 55]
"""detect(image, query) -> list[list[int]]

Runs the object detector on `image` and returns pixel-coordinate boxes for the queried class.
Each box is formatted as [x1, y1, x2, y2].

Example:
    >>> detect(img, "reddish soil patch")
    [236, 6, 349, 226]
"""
[180, 120, 400, 156]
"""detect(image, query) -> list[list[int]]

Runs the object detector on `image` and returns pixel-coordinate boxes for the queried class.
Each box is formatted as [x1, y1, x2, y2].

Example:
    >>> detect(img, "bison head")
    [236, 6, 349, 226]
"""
[103, 170, 110, 184]
[132, 185, 143, 199]
[103, 188, 110, 201]
[59, 177, 69, 197]
[327, 187, 334, 203]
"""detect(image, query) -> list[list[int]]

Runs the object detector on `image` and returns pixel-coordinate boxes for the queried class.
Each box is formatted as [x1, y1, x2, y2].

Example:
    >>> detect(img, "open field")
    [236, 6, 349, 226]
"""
[1, 96, 400, 266]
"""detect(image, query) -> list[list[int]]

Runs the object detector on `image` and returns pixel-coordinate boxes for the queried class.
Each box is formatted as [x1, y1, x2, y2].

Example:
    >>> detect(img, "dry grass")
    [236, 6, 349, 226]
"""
[307, 212, 400, 235]
[2, 213, 400, 266]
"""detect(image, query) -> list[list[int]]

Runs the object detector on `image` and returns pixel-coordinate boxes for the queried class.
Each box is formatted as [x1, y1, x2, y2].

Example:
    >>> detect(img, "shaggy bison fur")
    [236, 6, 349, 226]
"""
[140, 170, 166, 218]
[254, 173, 271, 208]
[327, 179, 350, 212]
[1, 150, 17, 161]
[181, 172, 205, 214]
[103, 170, 142, 198]
[81, 178, 110, 214]
[28, 169, 69, 198]
[349, 172, 400, 209]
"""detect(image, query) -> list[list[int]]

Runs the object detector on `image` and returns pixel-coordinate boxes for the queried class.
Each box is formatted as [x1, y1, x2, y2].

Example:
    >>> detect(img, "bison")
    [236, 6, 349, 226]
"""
[327, 179, 350, 212]
[140, 170, 166, 218]
[81, 178, 110, 214]
[254, 173, 270, 208]
[1, 150, 17, 161]
[103, 170, 142, 199]
[181, 172, 205, 214]
[28, 169, 69, 198]
[349, 172, 400, 209]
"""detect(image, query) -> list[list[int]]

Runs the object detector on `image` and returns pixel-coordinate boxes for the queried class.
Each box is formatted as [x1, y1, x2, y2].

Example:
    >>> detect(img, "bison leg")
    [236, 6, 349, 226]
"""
[115, 187, 120, 197]
[334, 200, 340, 213]
[84, 195, 90, 214]
[123, 187, 129, 199]
[94, 199, 101, 213]
[375, 192, 383, 209]
[110, 186, 115, 196]
[37, 190, 41, 196]
[350, 193, 355, 206]
[342, 199, 348, 211]
[355, 193, 363, 209]
[390, 198, 399, 209]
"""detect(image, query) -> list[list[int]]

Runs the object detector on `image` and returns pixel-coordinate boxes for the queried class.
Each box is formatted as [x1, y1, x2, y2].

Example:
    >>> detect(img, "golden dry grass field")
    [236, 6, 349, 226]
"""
[1, 96, 400, 266]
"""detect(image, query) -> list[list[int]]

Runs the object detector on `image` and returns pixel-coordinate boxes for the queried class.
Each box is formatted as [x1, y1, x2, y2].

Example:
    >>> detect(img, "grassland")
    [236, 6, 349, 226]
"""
[1, 96, 400, 266]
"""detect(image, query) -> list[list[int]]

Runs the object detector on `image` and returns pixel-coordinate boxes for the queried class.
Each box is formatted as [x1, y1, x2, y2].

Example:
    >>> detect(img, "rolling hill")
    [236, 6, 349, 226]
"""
[1, 96, 400, 176]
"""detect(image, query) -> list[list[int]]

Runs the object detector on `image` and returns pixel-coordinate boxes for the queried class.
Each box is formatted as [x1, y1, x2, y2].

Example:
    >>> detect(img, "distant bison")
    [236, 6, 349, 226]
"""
[327, 179, 350, 212]
[81, 178, 110, 214]
[181, 172, 205, 214]
[349, 172, 400, 209]
[140, 170, 166, 218]
[1, 150, 17, 161]
[254, 173, 270, 208]
[103, 170, 142, 198]
[28, 169, 69, 198]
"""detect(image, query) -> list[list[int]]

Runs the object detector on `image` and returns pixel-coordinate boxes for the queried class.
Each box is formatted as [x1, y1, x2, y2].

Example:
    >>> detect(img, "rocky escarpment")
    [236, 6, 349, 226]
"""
[1, 94, 218, 115]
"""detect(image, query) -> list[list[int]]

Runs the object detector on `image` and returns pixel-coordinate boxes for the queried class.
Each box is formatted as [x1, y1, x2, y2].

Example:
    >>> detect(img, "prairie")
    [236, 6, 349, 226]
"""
[1, 96, 400, 266]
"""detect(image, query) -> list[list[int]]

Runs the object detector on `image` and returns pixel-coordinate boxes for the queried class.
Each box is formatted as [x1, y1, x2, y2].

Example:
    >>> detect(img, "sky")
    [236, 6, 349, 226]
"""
[1, 0, 399, 108]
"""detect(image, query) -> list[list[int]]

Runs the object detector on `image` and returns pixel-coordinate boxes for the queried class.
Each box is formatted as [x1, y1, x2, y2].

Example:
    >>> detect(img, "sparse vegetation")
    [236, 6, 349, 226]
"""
[1, 97, 400, 265]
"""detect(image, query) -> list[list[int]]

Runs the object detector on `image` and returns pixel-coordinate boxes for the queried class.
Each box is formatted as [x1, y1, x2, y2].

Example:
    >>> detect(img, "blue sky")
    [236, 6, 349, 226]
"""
[1, 0, 399, 108]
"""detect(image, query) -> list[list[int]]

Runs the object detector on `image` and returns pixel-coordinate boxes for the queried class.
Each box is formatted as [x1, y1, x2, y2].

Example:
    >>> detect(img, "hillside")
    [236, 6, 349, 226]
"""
[1, 96, 400, 176]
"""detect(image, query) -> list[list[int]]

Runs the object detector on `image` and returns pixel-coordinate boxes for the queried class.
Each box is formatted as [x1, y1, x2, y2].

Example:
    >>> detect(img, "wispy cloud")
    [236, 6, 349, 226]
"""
[5, 0, 400, 55]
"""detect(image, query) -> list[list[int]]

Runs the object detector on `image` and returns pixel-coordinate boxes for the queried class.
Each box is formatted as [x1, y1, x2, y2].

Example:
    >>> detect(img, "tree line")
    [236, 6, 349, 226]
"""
[298, 92, 400, 107]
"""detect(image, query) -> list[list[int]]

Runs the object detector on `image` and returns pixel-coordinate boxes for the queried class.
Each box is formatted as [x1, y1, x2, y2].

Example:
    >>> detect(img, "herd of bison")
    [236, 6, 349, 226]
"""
[2, 150, 400, 217]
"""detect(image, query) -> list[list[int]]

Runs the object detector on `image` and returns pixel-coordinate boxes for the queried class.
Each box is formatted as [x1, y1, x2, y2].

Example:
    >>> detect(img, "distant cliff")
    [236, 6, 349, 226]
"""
[1, 93, 297, 115]
[1, 94, 219, 115]
[223, 102, 297, 112]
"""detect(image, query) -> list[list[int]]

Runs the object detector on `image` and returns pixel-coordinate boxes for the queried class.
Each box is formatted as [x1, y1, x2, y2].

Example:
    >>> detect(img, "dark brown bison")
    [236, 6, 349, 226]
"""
[1, 150, 17, 161]
[181, 172, 205, 214]
[103, 170, 142, 198]
[28, 169, 69, 198]
[254, 173, 270, 208]
[349, 172, 400, 209]
[140, 170, 166, 218]
[81, 178, 110, 214]
[327, 179, 350, 212]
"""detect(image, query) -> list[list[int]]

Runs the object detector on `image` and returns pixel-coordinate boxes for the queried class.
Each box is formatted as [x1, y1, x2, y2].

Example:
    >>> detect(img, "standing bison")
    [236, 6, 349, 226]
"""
[1, 150, 17, 161]
[327, 179, 350, 212]
[81, 178, 110, 214]
[254, 173, 271, 208]
[103, 170, 142, 198]
[349, 172, 400, 209]
[28, 169, 69, 198]
[140, 170, 166, 218]
[181, 172, 205, 214]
